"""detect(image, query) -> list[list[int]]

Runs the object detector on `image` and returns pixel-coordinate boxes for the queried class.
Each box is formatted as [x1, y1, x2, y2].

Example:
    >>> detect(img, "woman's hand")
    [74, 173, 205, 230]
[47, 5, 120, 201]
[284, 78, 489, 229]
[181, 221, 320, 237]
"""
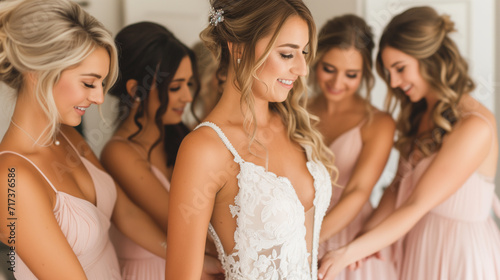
[317, 247, 350, 280]
[201, 254, 224, 280]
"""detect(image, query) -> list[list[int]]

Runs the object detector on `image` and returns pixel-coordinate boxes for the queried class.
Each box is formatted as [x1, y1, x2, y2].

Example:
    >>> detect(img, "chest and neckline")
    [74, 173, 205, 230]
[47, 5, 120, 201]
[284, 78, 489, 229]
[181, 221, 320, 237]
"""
[1, 132, 110, 211]
[323, 117, 367, 150]
[198, 121, 331, 278]
[198, 121, 321, 213]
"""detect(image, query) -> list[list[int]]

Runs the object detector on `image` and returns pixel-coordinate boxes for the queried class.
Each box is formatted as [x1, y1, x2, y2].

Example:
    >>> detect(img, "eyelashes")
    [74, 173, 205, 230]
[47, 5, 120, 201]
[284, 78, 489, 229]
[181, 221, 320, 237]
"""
[322, 66, 335, 73]
[280, 53, 294, 59]
[280, 48, 309, 60]
[83, 82, 105, 89]
[322, 66, 359, 79]
[83, 82, 95, 89]
[169, 82, 194, 92]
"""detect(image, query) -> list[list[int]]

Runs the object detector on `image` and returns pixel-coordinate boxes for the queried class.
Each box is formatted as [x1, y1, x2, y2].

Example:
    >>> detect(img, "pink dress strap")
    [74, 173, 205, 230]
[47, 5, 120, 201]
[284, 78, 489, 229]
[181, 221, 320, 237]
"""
[59, 131, 79, 153]
[461, 111, 496, 151]
[0, 151, 58, 193]
[319, 115, 398, 280]
[106, 135, 169, 279]
[2, 137, 122, 279]
[461, 111, 500, 219]
[356, 116, 369, 129]
[493, 195, 500, 218]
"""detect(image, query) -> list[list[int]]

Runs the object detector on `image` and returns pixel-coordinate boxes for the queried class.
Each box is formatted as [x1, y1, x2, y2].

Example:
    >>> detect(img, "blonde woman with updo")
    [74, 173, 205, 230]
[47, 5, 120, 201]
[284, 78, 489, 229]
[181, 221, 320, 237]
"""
[0, 1, 167, 279]
[165, 0, 334, 279]
[318, 6, 500, 280]
[308, 15, 397, 280]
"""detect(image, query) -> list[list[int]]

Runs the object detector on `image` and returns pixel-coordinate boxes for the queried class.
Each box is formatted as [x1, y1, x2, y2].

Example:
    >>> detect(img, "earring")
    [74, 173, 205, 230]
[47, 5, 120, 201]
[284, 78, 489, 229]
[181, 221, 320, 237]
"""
[135, 96, 141, 102]
[237, 58, 241, 64]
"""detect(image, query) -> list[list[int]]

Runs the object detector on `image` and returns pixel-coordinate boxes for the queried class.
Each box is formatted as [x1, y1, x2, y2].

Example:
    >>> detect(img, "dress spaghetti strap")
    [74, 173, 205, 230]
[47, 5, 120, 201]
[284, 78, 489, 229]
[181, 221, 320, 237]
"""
[461, 111, 496, 151]
[460, 112, 500, 211]
[59, 131, 80, 154]
[0, 151, 59, 193]
[462, 111, 494, 127]
[493, 195, 500, 218]
[356, 117, 368, 129]
[194, 121, 244, 164]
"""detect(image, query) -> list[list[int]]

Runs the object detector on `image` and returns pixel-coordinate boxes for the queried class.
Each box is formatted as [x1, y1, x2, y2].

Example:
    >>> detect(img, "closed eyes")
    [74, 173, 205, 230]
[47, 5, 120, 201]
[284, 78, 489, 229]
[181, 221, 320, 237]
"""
[281, 53, 294, 59]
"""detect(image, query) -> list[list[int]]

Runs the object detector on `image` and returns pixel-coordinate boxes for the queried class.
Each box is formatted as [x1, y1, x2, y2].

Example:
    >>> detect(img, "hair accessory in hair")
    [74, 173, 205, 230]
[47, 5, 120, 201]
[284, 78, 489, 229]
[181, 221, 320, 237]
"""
[209, 7, 224, 26]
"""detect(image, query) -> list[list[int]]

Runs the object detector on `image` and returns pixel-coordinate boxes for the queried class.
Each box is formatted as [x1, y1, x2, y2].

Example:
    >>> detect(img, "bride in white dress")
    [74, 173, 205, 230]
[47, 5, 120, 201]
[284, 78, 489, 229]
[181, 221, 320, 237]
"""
[165, 0, 335, 279]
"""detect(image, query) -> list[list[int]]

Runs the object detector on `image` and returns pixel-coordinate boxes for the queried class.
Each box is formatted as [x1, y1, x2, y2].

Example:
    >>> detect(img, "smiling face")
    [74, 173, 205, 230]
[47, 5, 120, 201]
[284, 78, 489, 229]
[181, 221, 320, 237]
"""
[146, 55, 193, 125]
[163, 56, 193, 125]
[381, 46, 432, 103]
[315, 47, 363, 102]
[251, 15, 309, 103]
[53, 47, 110, 126]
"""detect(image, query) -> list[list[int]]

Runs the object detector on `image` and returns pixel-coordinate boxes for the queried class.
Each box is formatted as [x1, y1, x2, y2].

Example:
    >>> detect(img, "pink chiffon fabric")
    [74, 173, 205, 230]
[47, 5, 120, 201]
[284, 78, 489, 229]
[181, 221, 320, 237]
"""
[3, 135, 121, 279]
[393, 150, 500, 279]
[109, 165, 169, 280]
[318, 119, 397, 280]
[391, 112, 500, 279]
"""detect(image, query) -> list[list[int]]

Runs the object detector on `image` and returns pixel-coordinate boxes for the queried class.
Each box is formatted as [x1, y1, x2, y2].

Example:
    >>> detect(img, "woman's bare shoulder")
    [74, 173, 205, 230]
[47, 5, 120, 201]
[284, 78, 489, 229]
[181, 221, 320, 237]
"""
[362, 109, 396, 139]
[178, 124, 235, 164]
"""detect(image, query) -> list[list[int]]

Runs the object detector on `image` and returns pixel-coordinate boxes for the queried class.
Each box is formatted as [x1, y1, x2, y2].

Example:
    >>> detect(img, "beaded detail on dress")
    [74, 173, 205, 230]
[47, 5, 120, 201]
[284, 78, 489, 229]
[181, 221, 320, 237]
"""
[195, 122, 332, 279]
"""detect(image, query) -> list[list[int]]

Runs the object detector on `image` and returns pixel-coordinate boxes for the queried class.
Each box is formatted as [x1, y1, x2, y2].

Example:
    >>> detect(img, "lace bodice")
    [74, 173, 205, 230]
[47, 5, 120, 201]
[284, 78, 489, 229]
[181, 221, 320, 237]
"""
[196, 122, 332, 279]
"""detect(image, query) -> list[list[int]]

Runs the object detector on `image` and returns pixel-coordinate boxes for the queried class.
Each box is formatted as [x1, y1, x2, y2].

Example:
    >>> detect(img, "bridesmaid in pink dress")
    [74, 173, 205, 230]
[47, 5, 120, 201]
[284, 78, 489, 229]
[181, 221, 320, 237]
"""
[100, 21, 223, 280]
[308, 15, 397, 280]
[0, 1, 167, 279]
[318, 6, 500, 280]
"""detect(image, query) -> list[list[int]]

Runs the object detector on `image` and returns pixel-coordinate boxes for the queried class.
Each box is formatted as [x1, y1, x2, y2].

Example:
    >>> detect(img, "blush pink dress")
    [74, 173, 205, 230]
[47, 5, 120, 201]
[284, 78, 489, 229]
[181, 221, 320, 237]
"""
[393, 113, 500, 279]
[318, 119, 397, 280]
[108, 137, 169, 280]
[2, 133, 121, 279]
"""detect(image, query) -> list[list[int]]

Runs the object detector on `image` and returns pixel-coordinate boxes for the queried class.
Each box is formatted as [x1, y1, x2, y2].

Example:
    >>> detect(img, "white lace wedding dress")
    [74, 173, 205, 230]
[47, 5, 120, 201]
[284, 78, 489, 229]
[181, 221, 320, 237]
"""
[196, 122, 332, 280]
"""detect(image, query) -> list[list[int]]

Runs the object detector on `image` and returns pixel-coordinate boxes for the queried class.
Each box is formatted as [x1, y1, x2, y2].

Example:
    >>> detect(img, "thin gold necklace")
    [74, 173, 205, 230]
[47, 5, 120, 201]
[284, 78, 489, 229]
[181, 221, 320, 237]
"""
[10, 120, 60, 147]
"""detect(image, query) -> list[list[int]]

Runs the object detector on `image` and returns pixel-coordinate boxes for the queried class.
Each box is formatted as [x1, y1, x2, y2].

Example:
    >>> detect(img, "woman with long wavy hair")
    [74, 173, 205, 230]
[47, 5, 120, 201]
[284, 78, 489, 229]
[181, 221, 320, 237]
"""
[309, 14, 397, 280]
[318, 6, 500, 280]
[165, 0, 334, 279]
[100, 21, 227, 280]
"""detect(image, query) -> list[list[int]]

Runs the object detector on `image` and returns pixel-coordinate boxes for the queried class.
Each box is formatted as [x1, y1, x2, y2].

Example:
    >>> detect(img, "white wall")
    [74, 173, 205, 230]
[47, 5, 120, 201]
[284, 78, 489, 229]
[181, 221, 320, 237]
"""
[495, 0, 500, 225]
[123, 0, 210, 47]
[79, 0, 124, 156]
[304, 0, 362, 30]
[0, 84, 15, 139]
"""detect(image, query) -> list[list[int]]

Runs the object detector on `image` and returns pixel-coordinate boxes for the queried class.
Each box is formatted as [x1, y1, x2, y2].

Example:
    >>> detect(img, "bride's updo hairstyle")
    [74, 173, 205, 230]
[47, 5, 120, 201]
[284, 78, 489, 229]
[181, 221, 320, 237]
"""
[200, 0, 335, 174]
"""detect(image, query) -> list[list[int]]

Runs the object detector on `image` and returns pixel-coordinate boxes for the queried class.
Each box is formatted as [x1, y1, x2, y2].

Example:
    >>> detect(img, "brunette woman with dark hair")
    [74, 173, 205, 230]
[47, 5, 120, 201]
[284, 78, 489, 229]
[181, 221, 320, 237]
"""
[101, 21, 222, 279]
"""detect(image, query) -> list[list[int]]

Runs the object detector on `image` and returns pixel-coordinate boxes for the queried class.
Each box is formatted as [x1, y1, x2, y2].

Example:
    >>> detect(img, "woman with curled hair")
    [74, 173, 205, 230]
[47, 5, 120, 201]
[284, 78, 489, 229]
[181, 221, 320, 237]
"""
[101, 21, 223, 280]
[0, 1, 167, 279]
[308, 14, 397, 280]
[165, 0, 334, 279]
[189, 41, 225, 126]
[318, 6, 500, 280]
